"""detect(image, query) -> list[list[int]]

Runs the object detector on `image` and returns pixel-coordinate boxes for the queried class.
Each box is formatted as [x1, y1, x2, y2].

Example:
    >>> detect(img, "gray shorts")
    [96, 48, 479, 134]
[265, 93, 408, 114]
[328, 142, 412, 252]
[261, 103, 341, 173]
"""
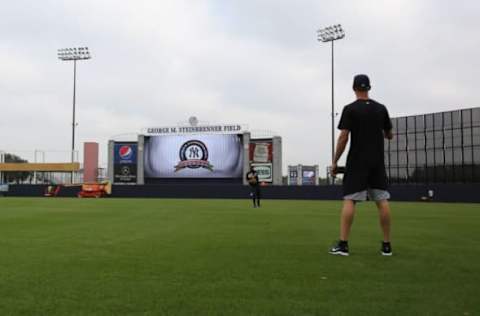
[344, 189, 390, 201]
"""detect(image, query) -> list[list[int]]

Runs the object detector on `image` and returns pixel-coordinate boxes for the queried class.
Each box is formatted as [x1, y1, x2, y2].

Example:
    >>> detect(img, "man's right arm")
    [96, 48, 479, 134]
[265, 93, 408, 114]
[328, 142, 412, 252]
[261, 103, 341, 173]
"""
[331, 129, 349, 176]
[333, 130, 349, 165]
[331, 106, 352, 176]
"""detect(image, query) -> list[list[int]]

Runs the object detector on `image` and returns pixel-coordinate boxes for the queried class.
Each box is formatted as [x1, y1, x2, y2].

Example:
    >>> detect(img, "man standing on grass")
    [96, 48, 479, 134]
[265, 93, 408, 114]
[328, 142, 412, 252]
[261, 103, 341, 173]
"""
[246, 165, 261, 208]
[329, 74, 393, 257]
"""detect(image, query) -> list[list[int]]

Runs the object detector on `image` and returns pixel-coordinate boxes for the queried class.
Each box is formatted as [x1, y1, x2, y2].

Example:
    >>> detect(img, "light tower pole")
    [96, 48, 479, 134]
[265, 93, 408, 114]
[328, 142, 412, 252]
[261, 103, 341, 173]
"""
[317, 24, 345, 184]
[58, 47, 91, 183]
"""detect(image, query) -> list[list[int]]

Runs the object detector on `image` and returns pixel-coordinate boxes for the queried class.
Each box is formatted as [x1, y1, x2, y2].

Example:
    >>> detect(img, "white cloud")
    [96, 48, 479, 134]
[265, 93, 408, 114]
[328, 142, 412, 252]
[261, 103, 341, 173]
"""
[0, 0, 479, 175]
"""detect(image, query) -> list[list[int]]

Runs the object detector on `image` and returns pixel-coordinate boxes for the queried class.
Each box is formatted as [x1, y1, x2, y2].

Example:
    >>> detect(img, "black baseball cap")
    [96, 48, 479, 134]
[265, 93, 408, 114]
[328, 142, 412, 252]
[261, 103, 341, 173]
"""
[353, 74, 371, 91]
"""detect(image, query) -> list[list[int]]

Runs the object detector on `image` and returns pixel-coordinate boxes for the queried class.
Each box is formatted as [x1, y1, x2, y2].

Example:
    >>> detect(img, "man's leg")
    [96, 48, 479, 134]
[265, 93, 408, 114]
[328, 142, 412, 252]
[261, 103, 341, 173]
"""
[375, 199, 391, 242]
[340, 199, 356, 241]
[329, 199, 356, 256]
[250, 189, 256, 207]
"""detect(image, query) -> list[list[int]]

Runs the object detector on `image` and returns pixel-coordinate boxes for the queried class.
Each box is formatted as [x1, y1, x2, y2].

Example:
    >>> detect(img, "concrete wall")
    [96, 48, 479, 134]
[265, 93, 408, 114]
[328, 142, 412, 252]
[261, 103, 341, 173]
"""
[4, 183, 480, 203]
[242, 132, 251, 185]
[83, 142, 99, 182]
[107, 140, 114, 182]
[137, 135, 145, 185]
[272, 136, 282, 185]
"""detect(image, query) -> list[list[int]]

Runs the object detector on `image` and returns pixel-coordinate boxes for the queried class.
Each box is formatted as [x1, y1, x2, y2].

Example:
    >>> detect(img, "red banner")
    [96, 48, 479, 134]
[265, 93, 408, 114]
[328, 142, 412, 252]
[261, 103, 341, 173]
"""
[249, 141, 273, 163]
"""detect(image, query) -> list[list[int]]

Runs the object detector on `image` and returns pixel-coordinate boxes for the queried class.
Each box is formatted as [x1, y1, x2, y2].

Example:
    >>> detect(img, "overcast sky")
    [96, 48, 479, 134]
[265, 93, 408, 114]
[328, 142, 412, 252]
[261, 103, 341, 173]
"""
[1, 0, 479, 175]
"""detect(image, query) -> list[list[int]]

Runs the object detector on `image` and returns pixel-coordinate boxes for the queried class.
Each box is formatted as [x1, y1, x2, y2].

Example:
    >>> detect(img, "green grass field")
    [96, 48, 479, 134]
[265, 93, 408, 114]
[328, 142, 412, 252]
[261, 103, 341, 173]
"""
[0, 198, 479, 316]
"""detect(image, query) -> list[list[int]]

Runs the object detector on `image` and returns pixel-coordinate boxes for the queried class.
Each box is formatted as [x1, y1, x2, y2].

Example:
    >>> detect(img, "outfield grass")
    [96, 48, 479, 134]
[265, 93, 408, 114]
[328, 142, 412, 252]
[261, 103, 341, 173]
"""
[0, 198, 479, 316]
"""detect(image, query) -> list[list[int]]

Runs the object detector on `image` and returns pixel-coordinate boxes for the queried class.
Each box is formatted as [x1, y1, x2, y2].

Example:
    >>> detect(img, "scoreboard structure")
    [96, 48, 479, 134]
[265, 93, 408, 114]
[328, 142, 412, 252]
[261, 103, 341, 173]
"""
[108, 120, 282, 185]
[287, 165, 320, 185]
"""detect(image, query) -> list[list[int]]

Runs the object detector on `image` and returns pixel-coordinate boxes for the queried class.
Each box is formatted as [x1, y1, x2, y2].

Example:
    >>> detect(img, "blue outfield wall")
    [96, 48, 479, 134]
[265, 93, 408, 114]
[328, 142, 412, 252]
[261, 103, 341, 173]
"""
[3, 183, 480, 203]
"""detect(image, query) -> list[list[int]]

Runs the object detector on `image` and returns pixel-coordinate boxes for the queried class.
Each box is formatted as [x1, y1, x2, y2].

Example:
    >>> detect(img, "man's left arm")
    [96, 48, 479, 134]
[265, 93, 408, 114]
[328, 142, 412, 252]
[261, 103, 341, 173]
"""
[383, 107, 393, 140]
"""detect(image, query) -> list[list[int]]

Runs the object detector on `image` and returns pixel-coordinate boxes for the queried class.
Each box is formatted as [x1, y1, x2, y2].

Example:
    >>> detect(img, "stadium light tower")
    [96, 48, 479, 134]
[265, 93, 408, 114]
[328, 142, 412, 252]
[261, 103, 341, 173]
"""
[317, 24, 345, 184]
[57, 47, 92, 165]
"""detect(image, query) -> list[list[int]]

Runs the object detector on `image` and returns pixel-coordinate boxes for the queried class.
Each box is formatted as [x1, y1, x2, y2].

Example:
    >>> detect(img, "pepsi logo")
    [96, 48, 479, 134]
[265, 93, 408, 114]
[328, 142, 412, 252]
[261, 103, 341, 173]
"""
[119, 146, 133, 160]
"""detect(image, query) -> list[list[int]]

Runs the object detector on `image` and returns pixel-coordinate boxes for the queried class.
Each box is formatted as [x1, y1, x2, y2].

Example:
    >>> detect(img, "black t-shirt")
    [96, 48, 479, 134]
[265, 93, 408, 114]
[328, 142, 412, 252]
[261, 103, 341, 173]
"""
[338, 99, 392, 169]
[246, 171, 259, 186]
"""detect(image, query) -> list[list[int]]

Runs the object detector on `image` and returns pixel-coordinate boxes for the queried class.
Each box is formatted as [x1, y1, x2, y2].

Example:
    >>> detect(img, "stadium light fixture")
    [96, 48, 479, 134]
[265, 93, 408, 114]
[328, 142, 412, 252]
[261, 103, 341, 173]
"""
[57, 47, 91, 61]
[316, 24, 345, 184]
[57, 46, 92, 183]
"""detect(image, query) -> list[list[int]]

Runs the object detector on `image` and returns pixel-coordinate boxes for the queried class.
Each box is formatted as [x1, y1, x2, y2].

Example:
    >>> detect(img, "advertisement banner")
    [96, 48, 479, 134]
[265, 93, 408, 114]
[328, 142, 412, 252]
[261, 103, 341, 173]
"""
[302, 168, 316, 185]
[114, 143, 138, 183]
[288, 168, 298, 185]
[251, 163, 273, 183]
[144, 135, 244, 178]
